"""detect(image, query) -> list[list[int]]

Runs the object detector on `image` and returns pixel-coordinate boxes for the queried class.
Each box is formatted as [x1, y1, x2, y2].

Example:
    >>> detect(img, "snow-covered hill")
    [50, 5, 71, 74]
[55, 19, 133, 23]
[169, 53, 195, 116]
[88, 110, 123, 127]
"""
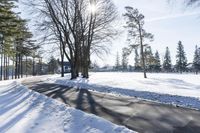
[0, 81, 134, 133]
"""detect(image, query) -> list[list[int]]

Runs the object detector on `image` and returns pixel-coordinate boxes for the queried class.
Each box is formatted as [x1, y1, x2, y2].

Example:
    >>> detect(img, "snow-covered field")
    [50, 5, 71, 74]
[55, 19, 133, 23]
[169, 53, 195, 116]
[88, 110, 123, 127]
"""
[0, 80, 134, 133]
[47, 72, 200, 110]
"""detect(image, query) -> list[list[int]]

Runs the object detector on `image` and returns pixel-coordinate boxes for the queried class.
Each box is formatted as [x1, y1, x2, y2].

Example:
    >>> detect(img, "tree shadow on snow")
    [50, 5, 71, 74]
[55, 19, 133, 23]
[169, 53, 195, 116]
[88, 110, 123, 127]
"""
[0, 87, 40, 132]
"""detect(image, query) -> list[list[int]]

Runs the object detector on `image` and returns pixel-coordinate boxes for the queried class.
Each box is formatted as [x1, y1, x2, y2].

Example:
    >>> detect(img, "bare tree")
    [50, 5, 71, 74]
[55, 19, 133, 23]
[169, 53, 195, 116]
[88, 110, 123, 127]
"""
[123, 6, 153, 78]
[26, 0, 118, 79]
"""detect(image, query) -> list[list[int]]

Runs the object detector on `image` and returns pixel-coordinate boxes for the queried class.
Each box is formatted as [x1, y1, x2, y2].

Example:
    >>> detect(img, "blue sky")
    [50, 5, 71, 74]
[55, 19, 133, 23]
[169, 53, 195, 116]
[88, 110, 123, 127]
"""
[94, 0, 200, 66]
[18, 0, 200, 66]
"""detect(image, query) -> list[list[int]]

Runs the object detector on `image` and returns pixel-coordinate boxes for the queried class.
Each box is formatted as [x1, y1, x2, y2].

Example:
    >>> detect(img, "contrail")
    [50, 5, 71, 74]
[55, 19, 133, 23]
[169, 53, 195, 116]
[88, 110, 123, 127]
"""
[146, 11, 200, 22]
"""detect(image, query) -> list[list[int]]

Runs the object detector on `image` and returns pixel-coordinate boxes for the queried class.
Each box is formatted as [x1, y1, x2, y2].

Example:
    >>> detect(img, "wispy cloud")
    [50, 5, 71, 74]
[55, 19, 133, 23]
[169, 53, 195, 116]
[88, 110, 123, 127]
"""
[146, 11, 200, 22]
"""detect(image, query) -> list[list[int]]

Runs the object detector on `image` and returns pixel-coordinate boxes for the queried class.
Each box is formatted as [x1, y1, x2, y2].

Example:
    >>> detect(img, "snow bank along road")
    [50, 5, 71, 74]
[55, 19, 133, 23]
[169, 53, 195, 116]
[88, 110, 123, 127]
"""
[22, 76, 200, 133]
[47, 72, 200, 110]
[0, 81, 134, 133]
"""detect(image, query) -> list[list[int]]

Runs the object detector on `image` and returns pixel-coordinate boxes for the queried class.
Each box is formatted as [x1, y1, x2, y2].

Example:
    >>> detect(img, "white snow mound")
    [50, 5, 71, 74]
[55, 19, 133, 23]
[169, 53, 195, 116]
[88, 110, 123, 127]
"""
[0, 81, 135, 133]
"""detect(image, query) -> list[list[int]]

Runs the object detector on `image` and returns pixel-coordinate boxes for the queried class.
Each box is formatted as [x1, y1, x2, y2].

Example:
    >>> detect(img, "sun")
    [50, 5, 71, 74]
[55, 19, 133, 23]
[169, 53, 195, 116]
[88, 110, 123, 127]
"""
[88, 4, 96, 14]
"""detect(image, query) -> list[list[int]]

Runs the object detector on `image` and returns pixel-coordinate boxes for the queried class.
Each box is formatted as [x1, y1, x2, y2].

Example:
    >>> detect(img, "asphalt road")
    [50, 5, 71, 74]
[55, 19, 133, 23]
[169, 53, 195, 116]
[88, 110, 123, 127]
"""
[22, 78, 200, 133]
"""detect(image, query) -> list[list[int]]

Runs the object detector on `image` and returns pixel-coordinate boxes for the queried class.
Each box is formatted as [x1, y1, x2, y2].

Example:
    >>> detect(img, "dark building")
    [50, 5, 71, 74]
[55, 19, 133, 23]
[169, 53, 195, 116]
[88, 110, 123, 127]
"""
[59, 62, 71, 73]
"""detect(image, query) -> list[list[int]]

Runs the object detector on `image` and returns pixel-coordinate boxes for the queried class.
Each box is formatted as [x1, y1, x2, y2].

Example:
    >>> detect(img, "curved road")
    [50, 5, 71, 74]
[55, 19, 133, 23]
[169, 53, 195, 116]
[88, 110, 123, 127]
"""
[22, 78, 200, 133]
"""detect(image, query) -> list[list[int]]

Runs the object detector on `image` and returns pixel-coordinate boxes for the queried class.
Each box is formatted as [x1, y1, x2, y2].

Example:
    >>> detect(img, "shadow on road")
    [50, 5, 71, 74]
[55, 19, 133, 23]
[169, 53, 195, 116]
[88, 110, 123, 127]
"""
[27, 83, 135, 129]
[28, 83, 73, 105]
[76, 89, 97, 114]
[25, 82, 200, 133]
[75, 89, 132, 126]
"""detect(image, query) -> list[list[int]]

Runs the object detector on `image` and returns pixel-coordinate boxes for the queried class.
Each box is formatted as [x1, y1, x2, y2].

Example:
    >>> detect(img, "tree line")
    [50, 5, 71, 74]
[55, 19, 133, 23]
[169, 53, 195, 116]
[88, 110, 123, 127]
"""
[28, 0, 200, 79]
[112, 6, 200, 78]
[116, 41, 200, 74]
[0, 0, 40, 80]
[1, 0, 199, 80]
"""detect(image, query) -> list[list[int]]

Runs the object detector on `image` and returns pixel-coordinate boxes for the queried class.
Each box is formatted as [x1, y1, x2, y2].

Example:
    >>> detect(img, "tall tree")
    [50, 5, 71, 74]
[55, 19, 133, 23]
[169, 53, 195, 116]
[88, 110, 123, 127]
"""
[0, 0, 37, 80]
[124, 6, 153, 78]
[115, 52, 120, 70]
[154, 50, 161, 72]
[0, 0, 39, 81]
[176, 41, 187, 73]
[0, 0, 15, 80]
[48, 56, 59, 74]
[144, 46, 154, 72]
[27, 0, 118, 79]
[121, 48, 129, 71]
[134, 48, 141, 71]
[163, 47, 172, 72]
[193, 45, 200, 74]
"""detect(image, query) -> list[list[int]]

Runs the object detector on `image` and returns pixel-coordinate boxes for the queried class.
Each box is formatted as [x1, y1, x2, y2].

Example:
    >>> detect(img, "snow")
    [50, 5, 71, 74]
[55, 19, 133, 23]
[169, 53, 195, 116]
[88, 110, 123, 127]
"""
[0, 80, 134, 133]
[46, 72, 200, 110]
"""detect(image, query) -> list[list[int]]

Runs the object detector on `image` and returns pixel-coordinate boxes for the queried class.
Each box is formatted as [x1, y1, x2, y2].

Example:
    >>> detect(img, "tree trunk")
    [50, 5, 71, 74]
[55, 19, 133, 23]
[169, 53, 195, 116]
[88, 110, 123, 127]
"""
[61, 53, 64, 77]
[18, 54, 20, 79]
[15, 54, 18, 79]
[138, 23, 147, 78]
[82, 51, 90, 79]
[21, 55, 23, 78]
[70, 59, 77, 80]
[7, 56, 9, 80]
[12, 58, 14, 79]
[32, 57, 35, 76]
[4, 53, 6, 80]
[5, 54, 6, 80]
[71, 68, 77, 79]
[59, 42, 65, 77]
[26, 56, 28, 77]
[82, 46, 87, 78]
[0, 48, 3, 81]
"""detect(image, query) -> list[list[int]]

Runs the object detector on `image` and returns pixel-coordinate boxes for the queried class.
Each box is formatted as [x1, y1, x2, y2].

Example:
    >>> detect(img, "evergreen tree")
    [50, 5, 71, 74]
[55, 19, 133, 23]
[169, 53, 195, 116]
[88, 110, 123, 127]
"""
[144, 46, 154, 72]
[121, 48, 128, 71]
[124, 6, 153, 78]
[154, 51, 161, 72]
[193, 45, 200, 74]
[176, 41, 187, 73]
[134, 48, 141, 71]
[48, 56, 59, 74]
[115, 52, 120, 70]
[163, 47, 172, 72]
[0, 0, 37, 80]
[0, 0, 19, 80]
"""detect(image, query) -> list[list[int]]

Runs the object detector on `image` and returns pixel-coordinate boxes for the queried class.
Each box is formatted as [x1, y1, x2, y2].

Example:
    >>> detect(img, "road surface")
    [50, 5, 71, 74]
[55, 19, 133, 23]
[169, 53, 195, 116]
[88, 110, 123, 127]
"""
[22, 78, 200, 133]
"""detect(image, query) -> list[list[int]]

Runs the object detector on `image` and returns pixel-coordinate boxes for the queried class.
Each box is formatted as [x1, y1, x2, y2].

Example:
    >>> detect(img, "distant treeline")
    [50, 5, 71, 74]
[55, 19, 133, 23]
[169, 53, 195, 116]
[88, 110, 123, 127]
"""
[114, 41, 200, 74]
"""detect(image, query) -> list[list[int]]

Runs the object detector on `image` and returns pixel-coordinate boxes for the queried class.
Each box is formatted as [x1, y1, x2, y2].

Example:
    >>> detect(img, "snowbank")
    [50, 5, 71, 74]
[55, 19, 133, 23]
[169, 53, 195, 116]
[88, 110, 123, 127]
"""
[46, 72, 200, 110]
[0, 80, 134, 133]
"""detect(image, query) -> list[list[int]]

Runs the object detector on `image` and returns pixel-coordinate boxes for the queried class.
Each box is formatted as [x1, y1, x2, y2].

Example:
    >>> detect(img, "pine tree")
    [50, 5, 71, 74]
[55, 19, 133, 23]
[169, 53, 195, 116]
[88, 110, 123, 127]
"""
[134, 48, 141, 71]
[163, 47, 172, 72]
[121, 48, 128, 71]
[144, 46, 154, 72]
[193, 45, 200, 74]
[0, 0, 18, 80]
[115, 52, 120, 70]
[154, 50, 161, 72]
[48, 56, 59, 74]
[0, 0, 18, 39]
[176, 41, 187, 73]
[124, 6, 153, 78]
[0, 0, 38, 80]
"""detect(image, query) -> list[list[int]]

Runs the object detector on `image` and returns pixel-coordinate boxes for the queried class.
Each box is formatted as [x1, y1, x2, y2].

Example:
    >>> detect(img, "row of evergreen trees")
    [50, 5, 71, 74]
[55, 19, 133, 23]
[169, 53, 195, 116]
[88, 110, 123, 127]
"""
[0, 0, 39, 80]
[115, 41, 200, 74]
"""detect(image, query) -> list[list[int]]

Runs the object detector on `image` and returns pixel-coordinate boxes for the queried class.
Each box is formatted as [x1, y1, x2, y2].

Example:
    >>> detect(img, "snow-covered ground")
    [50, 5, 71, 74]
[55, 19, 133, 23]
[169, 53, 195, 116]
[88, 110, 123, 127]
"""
[0, 80, 134, 133]
[46, 72, 200, 110]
